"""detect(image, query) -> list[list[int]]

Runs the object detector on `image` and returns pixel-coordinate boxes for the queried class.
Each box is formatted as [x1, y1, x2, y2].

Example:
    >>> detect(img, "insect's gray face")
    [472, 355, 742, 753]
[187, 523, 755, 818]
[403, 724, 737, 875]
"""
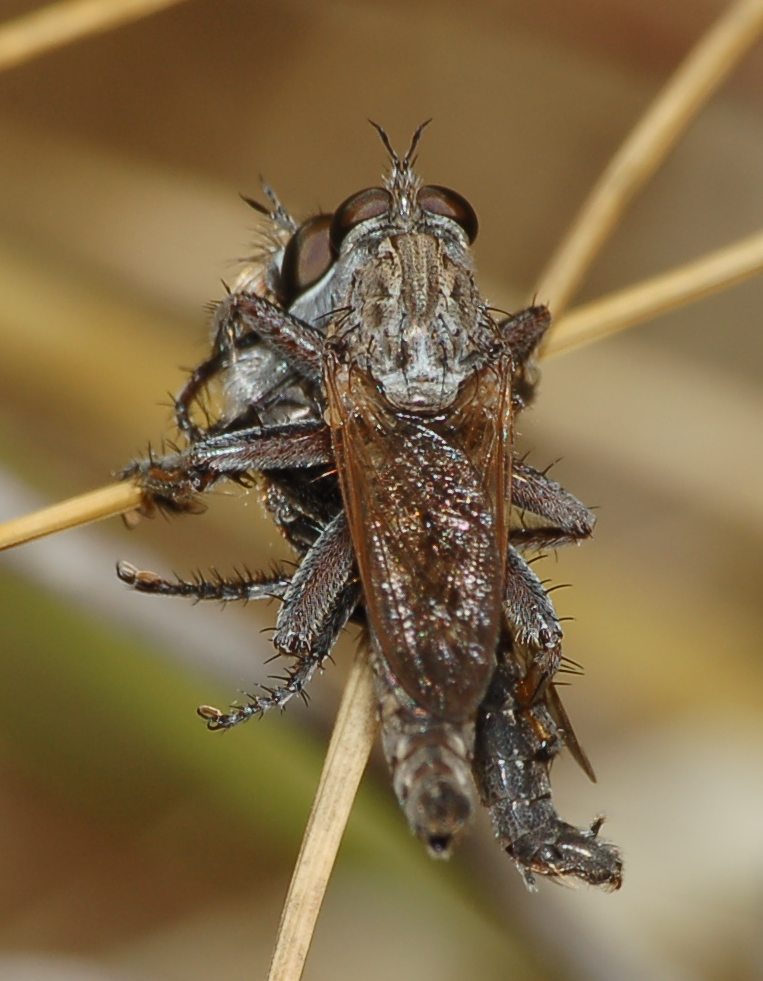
[323, 186, 500, 414]
[333, 226, 492, 412]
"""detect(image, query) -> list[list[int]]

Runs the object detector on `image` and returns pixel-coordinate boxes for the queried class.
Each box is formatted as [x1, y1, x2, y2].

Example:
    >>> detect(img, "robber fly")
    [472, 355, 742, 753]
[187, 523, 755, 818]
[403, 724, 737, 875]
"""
[119, 124, 622, 889]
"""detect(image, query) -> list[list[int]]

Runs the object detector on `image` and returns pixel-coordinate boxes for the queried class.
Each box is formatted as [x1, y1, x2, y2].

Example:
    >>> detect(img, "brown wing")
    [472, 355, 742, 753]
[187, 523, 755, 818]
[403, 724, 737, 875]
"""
[326, 354, 512, 723]
[545, 684, 597, 782]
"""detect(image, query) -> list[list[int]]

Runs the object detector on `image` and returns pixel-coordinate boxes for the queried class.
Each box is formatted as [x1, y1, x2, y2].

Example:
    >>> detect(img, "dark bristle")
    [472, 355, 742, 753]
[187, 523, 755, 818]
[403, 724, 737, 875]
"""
[240, 192, 268, 215]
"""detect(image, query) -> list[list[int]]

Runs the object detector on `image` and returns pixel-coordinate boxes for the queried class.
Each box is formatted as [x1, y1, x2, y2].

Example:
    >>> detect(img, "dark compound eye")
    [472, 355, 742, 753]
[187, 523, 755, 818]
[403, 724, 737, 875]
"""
[417, 185, 478, 243]
[280, 213, 333, 304]
[330, 186, 391, 252]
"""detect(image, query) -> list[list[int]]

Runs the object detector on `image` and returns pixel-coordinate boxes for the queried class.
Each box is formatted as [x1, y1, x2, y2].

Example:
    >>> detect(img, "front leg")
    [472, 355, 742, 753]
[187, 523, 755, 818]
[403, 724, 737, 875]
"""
[176, 291, 324, 439]
[500, 305, 551, 367]
[210, 291, 324, 381]
[122, 420, 333, 512]
[500, 305, 550, 407]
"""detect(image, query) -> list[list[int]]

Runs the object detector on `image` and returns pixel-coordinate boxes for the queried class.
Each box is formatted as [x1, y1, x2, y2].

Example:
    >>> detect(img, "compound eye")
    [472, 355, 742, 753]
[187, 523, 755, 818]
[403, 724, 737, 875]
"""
[280, 213, 333, 304]
[330, 186, 390, 252]
[417, 184, 478, 243]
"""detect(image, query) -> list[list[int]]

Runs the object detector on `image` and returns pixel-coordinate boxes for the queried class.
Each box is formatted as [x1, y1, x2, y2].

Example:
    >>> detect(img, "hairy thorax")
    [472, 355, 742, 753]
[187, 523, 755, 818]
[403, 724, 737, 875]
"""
[338, 232, 495, 413]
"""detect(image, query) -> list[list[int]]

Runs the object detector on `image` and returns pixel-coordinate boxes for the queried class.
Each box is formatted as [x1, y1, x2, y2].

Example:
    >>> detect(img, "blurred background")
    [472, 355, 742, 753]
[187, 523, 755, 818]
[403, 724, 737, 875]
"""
[1, 1, 762, 979]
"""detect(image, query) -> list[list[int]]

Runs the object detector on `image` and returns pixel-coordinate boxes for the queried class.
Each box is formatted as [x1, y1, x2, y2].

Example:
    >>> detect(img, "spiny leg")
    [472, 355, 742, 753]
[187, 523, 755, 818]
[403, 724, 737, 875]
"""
[500, 305, 551, 366]
[116, 556, 340, 729]
[117, 544, 354, 728]
[185, 420, 332, 473]
[503, 545, 596, 779]
[473, 650, 622, 890]
[121, 420, 332, 512]
[510, 526, 595, 551]
[500, 305, 550, 406]
[200, 512, 360, 731]
[174, 347, 228, 440]
[173, 278, 326, 438]
[273, 512, 357, 657]
[506, 461, 596, 694]
[210, 291, 324, 381]
[505, 464, 595, 669]
[116, 562, 290, 603]
[503, 544, 565, 698]
[175, 322, 321, 441]
[511, 460, 595, 542]
[263, 469, 344, 556]
[118, 518, 358, 731]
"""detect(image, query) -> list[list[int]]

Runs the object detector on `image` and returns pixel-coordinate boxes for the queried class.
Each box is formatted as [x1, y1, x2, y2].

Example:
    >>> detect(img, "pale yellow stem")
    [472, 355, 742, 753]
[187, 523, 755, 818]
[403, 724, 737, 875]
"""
[0, 0, 191, 73]
[536, 0, 763, 316]
[0, 482, 142, 551]
[546, 228, 763, 359]
[266, 650, 377, 981]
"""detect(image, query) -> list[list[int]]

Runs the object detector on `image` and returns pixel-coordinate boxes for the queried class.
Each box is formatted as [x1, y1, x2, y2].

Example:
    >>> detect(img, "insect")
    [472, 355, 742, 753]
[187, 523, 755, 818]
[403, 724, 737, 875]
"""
[118, 123, 622, 889]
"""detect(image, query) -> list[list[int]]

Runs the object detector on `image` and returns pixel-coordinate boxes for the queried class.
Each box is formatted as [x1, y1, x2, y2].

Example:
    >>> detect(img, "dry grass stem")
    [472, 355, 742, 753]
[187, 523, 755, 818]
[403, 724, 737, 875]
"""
[536, 0, 763, 315]
[546, 227, 763, 358]
[0, 481, 142, 551]
[266, 651, 377, 981]
[0, 0, 191, 73]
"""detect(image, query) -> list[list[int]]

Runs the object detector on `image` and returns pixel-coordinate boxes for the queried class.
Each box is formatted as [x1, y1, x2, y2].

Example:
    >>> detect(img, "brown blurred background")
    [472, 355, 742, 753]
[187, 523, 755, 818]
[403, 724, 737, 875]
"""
[1, 2, 762, 979]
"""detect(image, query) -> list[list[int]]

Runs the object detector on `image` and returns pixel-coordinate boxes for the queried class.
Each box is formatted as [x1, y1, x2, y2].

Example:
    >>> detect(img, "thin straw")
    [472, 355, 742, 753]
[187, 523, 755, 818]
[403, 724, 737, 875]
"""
[266, 650, 377, 981]
[0, 482, 142, 551]
[536, 0, 763, 316]
[546, 227, 763, 359]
